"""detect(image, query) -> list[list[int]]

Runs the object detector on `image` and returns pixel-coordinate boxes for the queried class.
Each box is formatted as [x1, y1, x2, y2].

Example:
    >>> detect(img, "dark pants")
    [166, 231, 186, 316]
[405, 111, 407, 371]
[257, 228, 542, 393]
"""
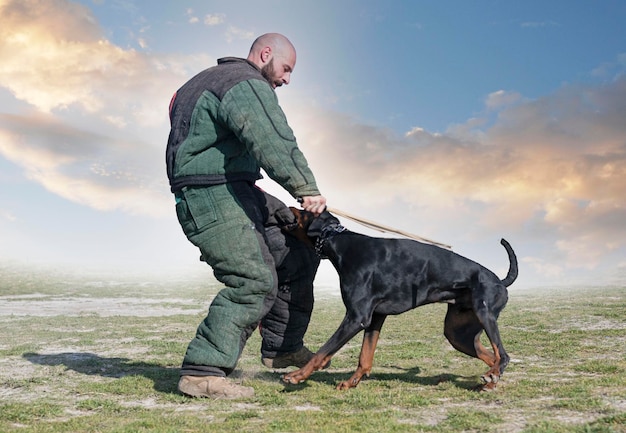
[175, 181, 319, 377]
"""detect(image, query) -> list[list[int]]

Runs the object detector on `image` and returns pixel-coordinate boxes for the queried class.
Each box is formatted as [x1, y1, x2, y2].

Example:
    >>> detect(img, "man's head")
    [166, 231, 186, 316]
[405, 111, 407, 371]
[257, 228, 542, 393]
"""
[247, 33, 296, 89]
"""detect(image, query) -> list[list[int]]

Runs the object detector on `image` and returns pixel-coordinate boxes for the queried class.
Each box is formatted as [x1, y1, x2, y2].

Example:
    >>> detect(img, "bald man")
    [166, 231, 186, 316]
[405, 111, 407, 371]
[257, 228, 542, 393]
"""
[166, 33, 327, 398]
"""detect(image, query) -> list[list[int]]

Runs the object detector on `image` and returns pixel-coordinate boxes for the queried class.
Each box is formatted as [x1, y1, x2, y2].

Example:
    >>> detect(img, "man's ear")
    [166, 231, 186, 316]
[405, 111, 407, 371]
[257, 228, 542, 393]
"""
[260, 46, 272, 64]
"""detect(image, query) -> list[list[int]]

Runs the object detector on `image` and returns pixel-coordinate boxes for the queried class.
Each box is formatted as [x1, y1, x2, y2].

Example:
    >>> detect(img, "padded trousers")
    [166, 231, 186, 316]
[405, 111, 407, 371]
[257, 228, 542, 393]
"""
[175, 181, 319, 377]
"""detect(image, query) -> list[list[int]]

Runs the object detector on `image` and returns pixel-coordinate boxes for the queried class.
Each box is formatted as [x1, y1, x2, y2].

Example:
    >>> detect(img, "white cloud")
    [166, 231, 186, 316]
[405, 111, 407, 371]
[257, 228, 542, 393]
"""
[281, 74, 626, 280]
[0, 0, 203, 125]
[225, 26, 255, 43]
[485, 90, 522, 110]
[204, 13, 225, 26]
[0, 0, 624, 285]
[186, 8, 199, 24]
[522, 256, 564, 279]
[0, 113, 170, 216]
[0, 210, 17, 222]
[0, 0, 217, 216]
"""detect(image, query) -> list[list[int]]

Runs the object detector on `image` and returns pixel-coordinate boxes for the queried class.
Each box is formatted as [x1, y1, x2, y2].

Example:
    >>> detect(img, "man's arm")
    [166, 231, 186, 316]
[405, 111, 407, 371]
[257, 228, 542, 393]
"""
[219, 79, 321, 199]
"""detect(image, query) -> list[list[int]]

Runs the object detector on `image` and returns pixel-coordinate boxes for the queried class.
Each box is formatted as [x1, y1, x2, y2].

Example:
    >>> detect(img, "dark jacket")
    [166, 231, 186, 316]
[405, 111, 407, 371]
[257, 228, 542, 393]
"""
[166, 57, 320, 197]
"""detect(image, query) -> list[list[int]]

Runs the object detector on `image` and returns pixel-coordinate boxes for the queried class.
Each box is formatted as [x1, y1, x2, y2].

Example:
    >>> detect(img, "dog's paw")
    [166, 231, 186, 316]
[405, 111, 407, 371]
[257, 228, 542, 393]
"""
[476, 381, 498, 392]
[336, 381, 351, 390]
[281, 373, 302, 385]
[281, 369, 312, 385]
[480, 372, 499, 384]
[336, 378, 360, 390]
[478, 371, 501, 391]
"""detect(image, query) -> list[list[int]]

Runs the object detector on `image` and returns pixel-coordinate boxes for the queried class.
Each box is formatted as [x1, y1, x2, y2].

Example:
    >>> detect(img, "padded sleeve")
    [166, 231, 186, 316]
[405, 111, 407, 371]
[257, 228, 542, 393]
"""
[219, 79, 321, 198]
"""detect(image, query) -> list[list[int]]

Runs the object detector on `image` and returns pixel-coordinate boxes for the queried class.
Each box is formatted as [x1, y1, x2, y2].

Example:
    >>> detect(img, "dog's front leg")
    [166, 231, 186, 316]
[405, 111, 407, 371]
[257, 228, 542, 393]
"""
[337, 313, 387, 390]
[282, 314, 365, 385]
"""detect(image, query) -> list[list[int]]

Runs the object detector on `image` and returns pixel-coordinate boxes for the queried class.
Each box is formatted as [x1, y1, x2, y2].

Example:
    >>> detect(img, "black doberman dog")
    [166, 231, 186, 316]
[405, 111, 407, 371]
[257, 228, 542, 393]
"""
[281, 208, 518, 391]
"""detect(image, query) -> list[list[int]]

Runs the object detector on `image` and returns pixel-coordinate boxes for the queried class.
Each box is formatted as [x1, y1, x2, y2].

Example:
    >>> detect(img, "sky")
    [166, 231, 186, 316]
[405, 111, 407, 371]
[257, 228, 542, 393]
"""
[1, 0, 625, 290]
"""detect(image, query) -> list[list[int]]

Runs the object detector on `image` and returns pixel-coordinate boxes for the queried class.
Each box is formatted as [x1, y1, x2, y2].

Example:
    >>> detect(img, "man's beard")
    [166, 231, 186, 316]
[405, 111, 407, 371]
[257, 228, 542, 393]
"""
[261, 59, 282, 88]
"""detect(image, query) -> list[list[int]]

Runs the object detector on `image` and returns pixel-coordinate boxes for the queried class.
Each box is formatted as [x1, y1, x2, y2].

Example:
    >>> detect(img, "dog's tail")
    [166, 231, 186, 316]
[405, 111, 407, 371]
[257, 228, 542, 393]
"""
[500, 238, 518, 287]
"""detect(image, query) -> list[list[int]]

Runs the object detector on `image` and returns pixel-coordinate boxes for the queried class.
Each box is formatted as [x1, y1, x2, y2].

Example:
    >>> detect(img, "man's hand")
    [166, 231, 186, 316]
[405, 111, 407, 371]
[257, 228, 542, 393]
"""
[300, 195, 327, 216]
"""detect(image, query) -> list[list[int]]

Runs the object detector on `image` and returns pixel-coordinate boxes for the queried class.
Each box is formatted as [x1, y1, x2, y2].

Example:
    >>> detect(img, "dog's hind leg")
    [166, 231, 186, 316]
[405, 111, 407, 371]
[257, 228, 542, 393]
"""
[337, 313, 387, 390]
[444, 303, 503, 390]
[471, 283, 510, 389]
[444, 303, 492, 362]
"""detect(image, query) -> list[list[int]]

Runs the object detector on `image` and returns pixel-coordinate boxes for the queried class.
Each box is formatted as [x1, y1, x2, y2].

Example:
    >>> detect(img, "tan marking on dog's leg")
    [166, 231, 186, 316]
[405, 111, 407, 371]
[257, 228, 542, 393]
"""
[474, 333, 496, 367]
[337, 328, 381, 390]
[479, 342, 502, 390]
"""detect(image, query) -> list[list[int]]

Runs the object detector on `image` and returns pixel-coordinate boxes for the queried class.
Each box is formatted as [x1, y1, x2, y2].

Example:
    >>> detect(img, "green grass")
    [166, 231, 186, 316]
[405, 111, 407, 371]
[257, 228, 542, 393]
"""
[1, 268, 625, 432]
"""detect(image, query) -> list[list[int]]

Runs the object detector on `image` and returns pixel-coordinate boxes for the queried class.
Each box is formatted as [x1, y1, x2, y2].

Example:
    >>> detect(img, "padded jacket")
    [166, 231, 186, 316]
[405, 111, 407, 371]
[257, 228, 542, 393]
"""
[166, 57, 320, 198]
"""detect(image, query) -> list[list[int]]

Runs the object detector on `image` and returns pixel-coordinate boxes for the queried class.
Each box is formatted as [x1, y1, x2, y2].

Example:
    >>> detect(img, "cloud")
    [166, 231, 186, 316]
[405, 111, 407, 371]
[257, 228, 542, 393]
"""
[0, 0, 624, 284]
[0, 112, 170, 216]
[186, 8, 199, 24]
[485, 90, 523, 111]
[0, 209, 17, 222]
[0, 0, 205, 123]
[282, 75, 626, 276]
[225, 26, 255, 43]
[0, 0, 213, 216]
[204, 13, 226, 26]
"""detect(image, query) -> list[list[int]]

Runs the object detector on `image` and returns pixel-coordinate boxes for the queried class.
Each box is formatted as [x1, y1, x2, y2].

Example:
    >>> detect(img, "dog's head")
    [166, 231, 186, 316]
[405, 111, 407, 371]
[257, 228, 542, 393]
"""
[284, 207, 343, 247]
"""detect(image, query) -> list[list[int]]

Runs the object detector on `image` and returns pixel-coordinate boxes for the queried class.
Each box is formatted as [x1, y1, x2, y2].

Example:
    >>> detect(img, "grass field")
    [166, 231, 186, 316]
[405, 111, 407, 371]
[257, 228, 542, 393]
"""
[1, 266, 625, 432]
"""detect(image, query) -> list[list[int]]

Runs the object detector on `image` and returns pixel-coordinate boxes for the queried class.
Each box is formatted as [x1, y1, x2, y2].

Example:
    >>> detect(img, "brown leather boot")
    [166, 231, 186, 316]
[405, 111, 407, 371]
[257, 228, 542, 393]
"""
[178, 375, 254, 399]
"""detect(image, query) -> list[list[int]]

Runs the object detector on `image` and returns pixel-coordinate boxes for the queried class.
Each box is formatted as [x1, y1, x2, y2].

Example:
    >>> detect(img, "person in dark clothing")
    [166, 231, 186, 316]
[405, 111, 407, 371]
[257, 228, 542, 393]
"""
[166, 33, 327, 398]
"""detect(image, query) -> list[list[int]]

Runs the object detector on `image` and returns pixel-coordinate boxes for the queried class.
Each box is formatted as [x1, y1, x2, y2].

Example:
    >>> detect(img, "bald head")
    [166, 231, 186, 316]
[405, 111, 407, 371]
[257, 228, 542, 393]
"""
[248, 33, 296, 61]
[247, 33, 297, 89]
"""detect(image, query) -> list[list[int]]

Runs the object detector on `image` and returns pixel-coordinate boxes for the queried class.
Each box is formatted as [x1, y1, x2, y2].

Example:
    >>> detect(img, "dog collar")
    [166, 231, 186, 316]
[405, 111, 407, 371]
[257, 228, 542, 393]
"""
[315, 224, 347, 257]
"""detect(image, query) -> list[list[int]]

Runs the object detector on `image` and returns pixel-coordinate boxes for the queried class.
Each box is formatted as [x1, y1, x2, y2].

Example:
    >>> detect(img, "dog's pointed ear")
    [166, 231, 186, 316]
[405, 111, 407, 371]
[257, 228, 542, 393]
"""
[277, 207, 299, 232]
[288, 207, 315, 230]
[284, 208, 340, 238]
[271, 205, 297, 228]
[305, 216, 325, 238]
[288, 207, 300, 220]
[282, 207, 313, 245]
[305, 210, 340, 238]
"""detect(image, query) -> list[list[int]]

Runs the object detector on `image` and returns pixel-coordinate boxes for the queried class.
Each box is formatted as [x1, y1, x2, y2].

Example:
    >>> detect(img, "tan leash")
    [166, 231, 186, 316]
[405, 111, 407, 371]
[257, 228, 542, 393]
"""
[326, 206, 453, 250]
